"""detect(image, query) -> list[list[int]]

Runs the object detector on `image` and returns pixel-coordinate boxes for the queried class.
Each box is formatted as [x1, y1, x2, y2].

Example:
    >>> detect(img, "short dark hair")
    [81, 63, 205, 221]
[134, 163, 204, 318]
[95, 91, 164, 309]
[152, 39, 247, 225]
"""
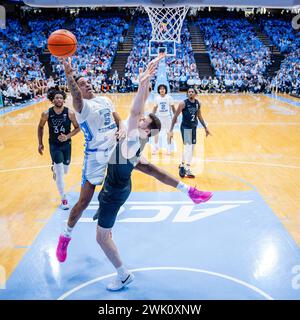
[147, 113, 161, 137]
[47, 89, 66, 102]
[74, 75, 84, 83]
[187, 86, 197, 94]
[157, 84, 168, 94]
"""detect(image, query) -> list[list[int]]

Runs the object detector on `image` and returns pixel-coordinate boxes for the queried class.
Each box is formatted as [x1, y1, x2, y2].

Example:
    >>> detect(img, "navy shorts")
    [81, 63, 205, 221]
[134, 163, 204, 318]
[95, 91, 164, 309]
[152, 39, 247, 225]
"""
[97, 180, 132, 229]
[180, 124, 197, 145]
[49, 142, 71, 165]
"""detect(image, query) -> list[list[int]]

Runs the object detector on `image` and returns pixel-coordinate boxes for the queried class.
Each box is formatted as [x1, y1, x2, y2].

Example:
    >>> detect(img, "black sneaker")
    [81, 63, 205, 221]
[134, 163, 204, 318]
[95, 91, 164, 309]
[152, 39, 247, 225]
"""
[179, 165, 186, 178]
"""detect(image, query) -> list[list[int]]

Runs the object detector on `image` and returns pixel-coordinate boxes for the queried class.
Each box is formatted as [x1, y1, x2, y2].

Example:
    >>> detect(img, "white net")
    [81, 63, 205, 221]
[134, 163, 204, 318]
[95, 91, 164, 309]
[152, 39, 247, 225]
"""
[144, 6, 189, 43]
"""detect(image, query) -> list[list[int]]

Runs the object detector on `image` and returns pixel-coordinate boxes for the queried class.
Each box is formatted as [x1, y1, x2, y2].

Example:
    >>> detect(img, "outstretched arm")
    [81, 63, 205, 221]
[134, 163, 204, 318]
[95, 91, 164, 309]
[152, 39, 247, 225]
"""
[127, 54, 165, 135]
[37, 111, 48, 155]
[61, 58, 83, 113]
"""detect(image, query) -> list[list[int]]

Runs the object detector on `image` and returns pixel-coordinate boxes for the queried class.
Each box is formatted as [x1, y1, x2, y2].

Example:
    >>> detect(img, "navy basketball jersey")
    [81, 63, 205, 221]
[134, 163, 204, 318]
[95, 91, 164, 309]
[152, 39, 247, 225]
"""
[105, 138, 147, 189]
[48, 107, 71, 144]
[181, 99, 200, 127]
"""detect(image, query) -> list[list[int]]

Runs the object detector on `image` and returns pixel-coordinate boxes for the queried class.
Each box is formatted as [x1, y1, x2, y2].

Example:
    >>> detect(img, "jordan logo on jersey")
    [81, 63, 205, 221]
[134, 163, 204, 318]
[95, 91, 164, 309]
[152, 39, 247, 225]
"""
[51, 118, 66, 127]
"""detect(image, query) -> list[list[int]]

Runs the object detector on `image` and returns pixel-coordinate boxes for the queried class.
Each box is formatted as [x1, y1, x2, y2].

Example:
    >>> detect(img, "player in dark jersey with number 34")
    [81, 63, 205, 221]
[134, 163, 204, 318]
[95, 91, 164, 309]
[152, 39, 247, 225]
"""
[169, 87, 211, 178]
[37, 89, 80, 210]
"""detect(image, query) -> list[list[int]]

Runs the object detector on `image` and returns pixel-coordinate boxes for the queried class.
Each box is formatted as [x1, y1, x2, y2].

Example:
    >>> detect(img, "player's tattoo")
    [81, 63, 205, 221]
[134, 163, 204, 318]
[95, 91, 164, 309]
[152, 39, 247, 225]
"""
[66, 75, 83, 112]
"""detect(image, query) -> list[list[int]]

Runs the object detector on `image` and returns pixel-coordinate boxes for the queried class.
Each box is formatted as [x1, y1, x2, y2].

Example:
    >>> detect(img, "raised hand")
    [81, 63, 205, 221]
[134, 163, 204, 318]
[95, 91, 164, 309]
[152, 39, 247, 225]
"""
[139, 53, 166, 85]
[61, 57, 73, 77]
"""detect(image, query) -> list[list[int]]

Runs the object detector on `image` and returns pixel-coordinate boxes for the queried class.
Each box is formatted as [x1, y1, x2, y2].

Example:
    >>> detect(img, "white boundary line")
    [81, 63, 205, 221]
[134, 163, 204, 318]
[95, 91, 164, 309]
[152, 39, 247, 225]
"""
[57, 266, 274, 300]
[1, 159, 300, 174]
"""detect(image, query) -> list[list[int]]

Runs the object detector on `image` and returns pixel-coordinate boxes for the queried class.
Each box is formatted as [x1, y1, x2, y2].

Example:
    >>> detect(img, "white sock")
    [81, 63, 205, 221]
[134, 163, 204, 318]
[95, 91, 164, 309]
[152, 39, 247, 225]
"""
[54, 162, 65, 199]
[167, 144, 171, 152]
[176, 181, 190, 195]
[117, 265, 129, 279]
[64, 164, 69, 175]
[63, 225, 73, 238]
[184, 144, 193, 165]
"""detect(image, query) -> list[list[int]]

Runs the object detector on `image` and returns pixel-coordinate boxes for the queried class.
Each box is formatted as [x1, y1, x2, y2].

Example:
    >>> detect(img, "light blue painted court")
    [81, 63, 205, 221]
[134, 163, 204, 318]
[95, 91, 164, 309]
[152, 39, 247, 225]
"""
[1, 191, 300, 300]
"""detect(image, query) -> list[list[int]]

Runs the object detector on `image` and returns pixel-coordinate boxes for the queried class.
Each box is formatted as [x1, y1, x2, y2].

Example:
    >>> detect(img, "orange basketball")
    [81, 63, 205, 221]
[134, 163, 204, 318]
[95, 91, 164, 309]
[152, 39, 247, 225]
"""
[48, 29, 77, 58]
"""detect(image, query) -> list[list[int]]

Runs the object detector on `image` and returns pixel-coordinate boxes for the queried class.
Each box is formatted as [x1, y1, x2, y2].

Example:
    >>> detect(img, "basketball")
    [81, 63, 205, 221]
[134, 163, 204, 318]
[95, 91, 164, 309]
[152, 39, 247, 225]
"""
[48, 29, 77, 58]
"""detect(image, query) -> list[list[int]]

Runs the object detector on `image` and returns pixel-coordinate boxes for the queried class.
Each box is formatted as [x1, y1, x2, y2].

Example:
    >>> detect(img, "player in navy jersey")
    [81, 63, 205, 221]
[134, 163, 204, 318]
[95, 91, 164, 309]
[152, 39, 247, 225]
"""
[55, 58, 212, 268]
[169, 87, 211, 178]
[37, 89, 80, 209]
[94, 58, 213, 291]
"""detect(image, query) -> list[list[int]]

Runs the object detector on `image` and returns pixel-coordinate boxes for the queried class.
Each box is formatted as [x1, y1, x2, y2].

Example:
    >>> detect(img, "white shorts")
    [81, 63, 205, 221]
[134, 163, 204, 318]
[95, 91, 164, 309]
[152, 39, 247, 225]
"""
[81, 146, 115, 186]
[158, 115, 172, 132]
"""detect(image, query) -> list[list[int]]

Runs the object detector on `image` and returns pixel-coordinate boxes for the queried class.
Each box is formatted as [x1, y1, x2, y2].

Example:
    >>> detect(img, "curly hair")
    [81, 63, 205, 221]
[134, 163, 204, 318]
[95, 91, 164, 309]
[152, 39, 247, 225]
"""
[157, 84, 168, 94]
[47, 89, 67, 102]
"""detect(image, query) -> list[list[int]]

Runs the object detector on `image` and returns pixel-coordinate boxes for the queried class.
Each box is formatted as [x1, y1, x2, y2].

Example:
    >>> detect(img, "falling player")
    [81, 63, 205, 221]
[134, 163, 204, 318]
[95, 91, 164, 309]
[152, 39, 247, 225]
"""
[152, 84, 176, 155]
[94, 58, 213, 291]
[169, 87, 211, 178]
[55, 56, 212, 268]
[37, 89, 80, 209]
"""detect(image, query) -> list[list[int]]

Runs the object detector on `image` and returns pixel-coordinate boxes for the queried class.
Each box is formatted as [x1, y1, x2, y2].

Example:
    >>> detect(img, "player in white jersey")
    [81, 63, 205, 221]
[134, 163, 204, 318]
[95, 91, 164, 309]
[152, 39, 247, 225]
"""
[55, 55, 213, 268]
[55, 58, 126, 261]
[152, 84, 175, 155]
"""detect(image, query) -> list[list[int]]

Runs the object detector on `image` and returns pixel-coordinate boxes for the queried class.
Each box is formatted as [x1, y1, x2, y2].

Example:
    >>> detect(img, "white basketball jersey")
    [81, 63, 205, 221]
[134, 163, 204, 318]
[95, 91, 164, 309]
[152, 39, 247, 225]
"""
[155, 94, 174, 117]
[75, 96, 117, 152]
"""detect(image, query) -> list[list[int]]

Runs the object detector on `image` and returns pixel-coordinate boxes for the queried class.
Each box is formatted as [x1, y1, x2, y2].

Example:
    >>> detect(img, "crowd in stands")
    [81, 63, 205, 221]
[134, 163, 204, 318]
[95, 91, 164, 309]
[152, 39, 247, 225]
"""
[0, 8, 299, 107]
[195, 17, 273, 93]
[0, 15, 126, 106]
[0, 18, 65, 106]
[260, 19, 300, 95]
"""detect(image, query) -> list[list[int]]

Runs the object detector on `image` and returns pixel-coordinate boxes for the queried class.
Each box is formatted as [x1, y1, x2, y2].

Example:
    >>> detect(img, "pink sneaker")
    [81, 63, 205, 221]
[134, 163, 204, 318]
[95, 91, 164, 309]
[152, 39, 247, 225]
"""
[56, 235, 71, 262]
[188, 187, 213, 204]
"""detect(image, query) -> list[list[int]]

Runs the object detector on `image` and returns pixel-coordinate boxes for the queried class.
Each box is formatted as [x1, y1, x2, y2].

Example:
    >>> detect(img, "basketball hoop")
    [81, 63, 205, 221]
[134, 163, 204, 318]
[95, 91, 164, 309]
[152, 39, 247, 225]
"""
[145, 5, 189, 57]
[144, 5, 189, 43]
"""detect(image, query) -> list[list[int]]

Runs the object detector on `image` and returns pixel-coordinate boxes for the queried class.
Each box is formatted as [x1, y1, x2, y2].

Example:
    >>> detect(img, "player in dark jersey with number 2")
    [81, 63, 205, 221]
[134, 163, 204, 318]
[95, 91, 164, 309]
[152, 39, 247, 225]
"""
[169, 87, 211, 178]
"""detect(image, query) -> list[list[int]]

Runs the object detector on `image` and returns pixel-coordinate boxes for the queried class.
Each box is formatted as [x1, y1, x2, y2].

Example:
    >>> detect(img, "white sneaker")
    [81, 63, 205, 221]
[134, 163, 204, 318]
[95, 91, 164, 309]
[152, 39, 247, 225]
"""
[106, 272, 135, 291]
[60, 199, 69, 210]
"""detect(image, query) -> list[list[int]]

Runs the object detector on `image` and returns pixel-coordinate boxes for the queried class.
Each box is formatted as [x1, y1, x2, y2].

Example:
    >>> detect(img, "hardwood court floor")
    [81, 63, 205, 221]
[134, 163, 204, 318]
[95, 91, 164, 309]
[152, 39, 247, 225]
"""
[0, 93, 299, 279]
